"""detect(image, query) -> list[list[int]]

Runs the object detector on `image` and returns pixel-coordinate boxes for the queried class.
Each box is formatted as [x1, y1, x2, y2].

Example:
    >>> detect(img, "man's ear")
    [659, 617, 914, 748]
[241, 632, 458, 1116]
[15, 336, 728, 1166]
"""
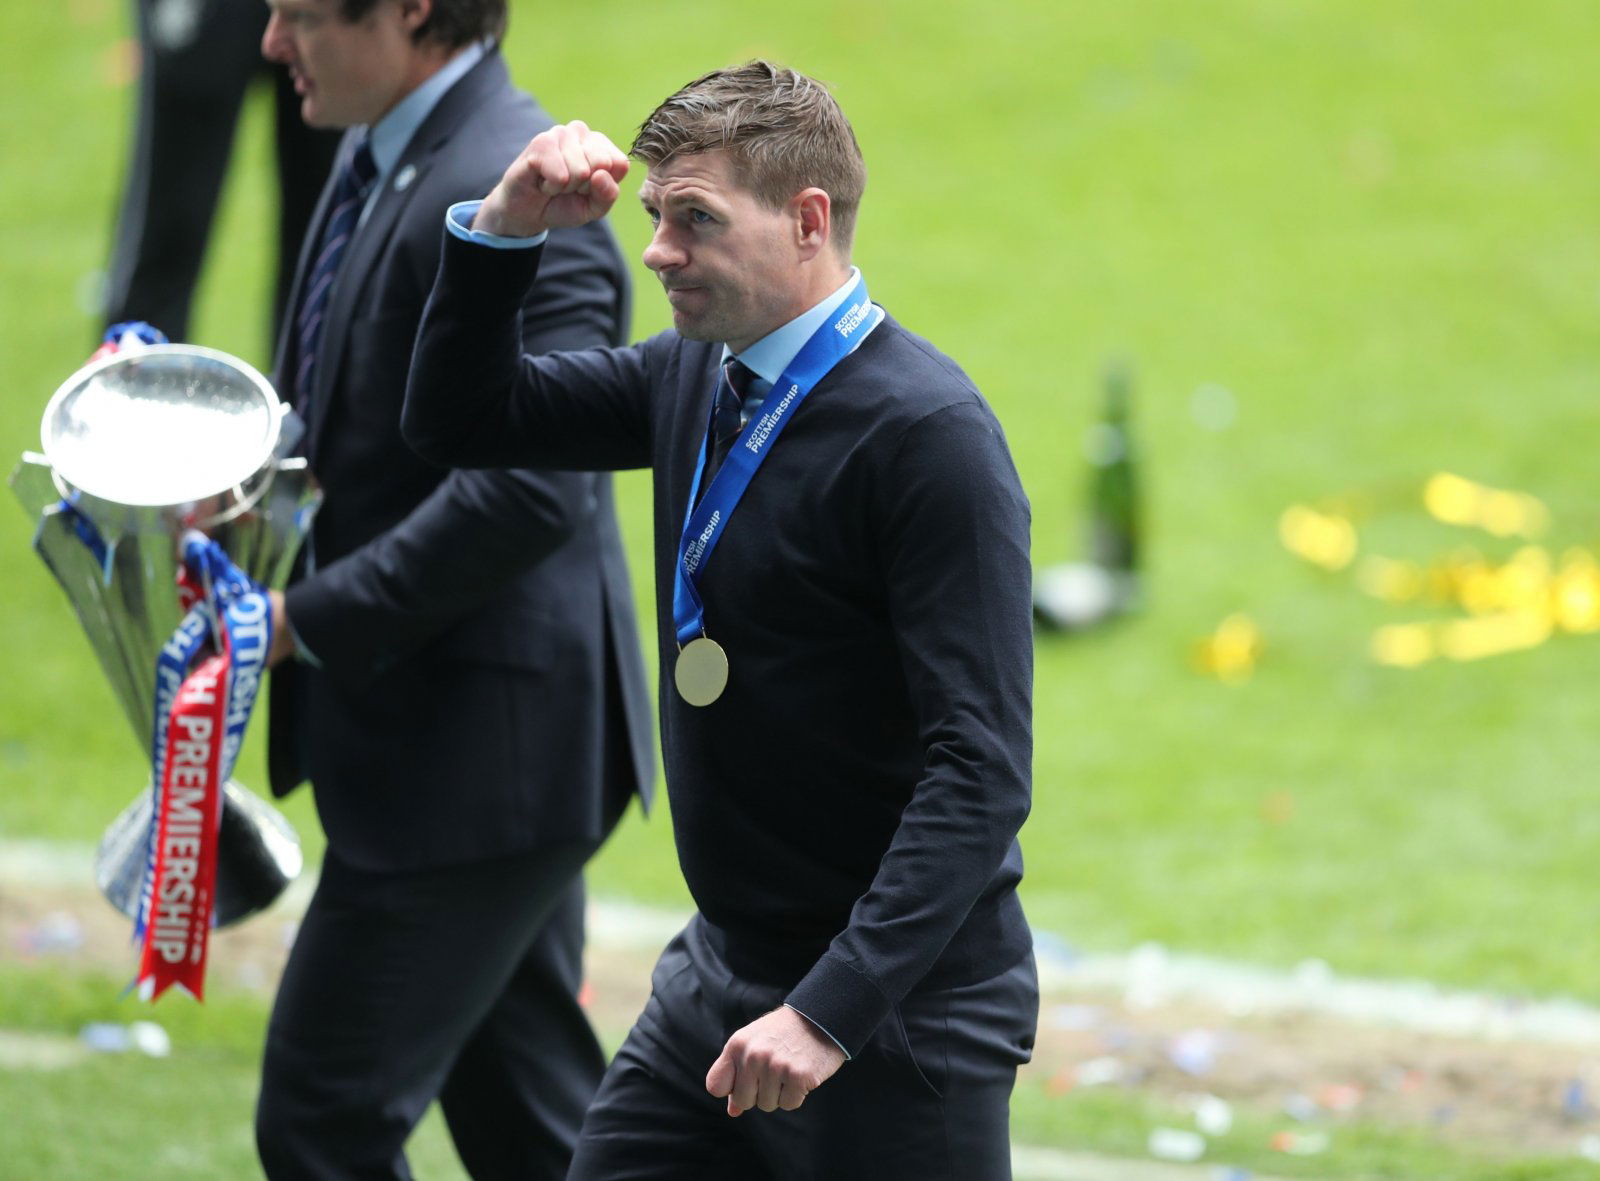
[396, 0, 432, 34]
[792, 188, 832, 261]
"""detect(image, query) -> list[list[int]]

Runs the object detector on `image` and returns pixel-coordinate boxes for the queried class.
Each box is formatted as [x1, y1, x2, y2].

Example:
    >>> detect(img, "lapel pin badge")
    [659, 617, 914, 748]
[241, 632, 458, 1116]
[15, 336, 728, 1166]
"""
[393, 165, 417, 193]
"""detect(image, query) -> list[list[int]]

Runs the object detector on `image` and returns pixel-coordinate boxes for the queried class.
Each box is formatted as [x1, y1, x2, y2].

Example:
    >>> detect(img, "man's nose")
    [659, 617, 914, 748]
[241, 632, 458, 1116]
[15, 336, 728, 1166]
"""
[261, 13, 288, 63]
[641, 224, 684, 273]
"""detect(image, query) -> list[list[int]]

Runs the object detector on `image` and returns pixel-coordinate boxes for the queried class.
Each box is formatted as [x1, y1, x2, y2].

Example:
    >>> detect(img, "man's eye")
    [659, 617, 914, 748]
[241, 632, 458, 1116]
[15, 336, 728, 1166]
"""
[644, 209, 661, 225]
[689, 210, 713, 225]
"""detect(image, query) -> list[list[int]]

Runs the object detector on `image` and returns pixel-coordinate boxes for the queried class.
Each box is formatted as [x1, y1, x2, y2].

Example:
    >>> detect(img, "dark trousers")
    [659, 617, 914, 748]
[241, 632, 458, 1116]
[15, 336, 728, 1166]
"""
[568, 917, 1039, 1181]
[104, 0, 339, 343]
[255, 842, 605, 1181]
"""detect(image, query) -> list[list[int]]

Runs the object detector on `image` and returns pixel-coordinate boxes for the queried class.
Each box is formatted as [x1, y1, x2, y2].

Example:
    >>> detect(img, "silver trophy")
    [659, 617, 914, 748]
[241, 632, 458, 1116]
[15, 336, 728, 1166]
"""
[9, 344, 318, 926]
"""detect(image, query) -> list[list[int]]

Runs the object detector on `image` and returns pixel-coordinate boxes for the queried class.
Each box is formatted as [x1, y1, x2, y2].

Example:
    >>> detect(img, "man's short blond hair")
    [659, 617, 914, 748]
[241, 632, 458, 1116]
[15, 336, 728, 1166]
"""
[631, 61, 867, 255]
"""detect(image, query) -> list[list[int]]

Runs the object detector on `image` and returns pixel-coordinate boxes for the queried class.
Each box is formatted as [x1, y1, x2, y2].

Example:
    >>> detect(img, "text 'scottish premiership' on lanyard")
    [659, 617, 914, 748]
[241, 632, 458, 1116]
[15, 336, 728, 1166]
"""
[671, 275, 882, 707]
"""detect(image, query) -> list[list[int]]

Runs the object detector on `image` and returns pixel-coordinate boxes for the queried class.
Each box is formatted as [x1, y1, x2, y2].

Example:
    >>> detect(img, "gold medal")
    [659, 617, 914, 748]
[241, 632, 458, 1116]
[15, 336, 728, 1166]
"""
[674, 636, 729, 706]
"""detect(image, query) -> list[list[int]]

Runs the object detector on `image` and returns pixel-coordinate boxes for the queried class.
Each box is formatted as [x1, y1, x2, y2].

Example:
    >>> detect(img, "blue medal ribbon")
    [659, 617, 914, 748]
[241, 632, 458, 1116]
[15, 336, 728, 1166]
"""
[672, 275, 878, 648]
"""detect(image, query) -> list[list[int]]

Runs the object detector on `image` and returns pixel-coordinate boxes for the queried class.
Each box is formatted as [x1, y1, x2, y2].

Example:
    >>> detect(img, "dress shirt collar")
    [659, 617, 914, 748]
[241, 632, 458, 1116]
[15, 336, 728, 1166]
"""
[364, 39, 489, 179]
[723, 266, 868, 388]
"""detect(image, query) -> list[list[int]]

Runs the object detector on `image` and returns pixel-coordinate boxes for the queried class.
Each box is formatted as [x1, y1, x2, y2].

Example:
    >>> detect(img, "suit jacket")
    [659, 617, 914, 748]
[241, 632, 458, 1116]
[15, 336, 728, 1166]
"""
[268, 51, 653, 872]
[404, 236, 1034, 1057]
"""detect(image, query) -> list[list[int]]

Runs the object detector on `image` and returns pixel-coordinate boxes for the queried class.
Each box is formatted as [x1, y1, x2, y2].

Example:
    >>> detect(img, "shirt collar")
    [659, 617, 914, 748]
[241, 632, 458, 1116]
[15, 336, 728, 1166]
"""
[724, 267, 865, 388]
[364, 40, 488, 179]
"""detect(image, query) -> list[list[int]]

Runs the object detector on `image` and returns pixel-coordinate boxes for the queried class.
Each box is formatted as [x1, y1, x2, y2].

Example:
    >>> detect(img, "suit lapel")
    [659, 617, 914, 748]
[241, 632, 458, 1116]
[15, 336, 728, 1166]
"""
[307, 152, 425, 449]
[306, 53, 514, 455]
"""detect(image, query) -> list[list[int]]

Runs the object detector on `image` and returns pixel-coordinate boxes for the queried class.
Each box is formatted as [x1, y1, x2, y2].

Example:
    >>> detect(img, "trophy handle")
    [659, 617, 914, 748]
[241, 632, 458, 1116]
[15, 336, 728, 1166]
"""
[96, 781, 304, 929]
[174, 400, 306, 533]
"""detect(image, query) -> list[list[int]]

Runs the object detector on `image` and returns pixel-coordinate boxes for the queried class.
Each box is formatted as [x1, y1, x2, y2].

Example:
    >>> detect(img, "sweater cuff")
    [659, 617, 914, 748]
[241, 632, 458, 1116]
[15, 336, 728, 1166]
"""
[783, 951, 892, 1059]
[782, 1003, 851, 1061]
[438, 219, 545, 306]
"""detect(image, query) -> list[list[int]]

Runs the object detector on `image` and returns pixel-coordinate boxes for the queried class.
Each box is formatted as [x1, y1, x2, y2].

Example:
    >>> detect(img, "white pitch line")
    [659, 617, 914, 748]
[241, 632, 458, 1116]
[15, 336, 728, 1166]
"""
[1012, 1146, 1283, 1181]
[7, 840, 1600, 1046]
[1034, 936, 1600, 1046]
[0, 838, 95, 888]
[0, 1030, 93, 1072]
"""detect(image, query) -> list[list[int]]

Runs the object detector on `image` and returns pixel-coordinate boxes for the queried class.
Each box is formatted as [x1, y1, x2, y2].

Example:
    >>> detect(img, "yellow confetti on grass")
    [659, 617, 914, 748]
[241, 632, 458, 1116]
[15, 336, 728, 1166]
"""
[1279, 505, 1358, 571]
[1552, 550, 1600, 633]
[1370, 547, 1600, 665]
[1423, 472, 1549, 539]
[1356, 555, 1425, 603]
[1371, 623, 1435, 668]
[1194, 613, 1262, 684]
[1438, 609, 1551, 661]
[1283, 476, 1587, 668]
[1372, 611, 1552, 667]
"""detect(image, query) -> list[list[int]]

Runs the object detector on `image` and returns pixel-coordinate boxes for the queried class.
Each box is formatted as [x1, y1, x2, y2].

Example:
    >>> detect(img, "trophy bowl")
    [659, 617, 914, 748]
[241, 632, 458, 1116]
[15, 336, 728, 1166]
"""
[42, 344, 284, 528]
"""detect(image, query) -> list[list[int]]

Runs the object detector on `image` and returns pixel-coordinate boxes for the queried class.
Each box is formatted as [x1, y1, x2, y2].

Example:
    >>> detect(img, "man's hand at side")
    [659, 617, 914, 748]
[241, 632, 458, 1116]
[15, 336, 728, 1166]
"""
[266, 589, 297, 668]
[705, 1006, 846, 1117]
[473, 120, 630, 239]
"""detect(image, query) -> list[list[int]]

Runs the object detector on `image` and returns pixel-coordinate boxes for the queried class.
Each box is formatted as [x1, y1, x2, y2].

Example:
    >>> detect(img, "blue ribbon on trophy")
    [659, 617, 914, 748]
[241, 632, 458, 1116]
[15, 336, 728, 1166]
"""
[129, 534, 274, 999]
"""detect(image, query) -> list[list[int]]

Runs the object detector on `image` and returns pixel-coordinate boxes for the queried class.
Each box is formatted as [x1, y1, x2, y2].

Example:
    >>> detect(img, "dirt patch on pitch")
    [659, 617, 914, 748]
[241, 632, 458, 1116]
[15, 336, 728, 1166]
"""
[1022, 989, 1600, 1159]
[5, 880, 1598, 1161]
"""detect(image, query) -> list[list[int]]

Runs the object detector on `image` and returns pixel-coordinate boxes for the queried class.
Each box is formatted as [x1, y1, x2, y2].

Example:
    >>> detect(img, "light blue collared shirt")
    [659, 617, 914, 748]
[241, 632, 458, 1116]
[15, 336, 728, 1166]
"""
[723, 268, 883, 420]
[357, 40, 489, 222]
[446, 198, 549, 249]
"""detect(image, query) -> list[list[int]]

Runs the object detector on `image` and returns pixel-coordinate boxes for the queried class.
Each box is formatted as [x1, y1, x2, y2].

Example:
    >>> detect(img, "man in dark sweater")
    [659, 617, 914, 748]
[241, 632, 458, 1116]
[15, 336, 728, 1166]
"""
[403, 62, 1037, 1179]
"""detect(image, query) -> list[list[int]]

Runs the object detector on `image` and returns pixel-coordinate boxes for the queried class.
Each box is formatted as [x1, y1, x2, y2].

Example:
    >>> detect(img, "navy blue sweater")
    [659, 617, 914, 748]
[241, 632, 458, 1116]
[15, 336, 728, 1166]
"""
[404, 233, 1034, 1055]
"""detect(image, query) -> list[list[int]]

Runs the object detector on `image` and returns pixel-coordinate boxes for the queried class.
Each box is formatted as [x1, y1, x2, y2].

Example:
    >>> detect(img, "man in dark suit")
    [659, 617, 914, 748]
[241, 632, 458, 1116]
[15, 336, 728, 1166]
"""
[403, 62, 1038, 1180]
[104, 0, 340, 343]
[251, 2, 652, 1178]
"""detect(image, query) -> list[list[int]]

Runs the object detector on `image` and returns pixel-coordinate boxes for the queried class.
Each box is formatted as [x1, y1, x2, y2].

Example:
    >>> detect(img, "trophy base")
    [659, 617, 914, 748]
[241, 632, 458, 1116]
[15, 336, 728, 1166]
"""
[96, 780, 304, 929]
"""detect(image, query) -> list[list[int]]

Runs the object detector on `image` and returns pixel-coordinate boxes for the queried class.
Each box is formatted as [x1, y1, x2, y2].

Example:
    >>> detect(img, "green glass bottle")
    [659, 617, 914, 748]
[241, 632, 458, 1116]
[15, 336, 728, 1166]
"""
[1085, 360, 1141, 596]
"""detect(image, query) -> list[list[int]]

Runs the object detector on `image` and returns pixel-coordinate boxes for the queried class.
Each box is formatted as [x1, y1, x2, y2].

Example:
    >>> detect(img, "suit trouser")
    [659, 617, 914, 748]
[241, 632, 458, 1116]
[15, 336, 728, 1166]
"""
[105, 0, 339, 343]
[567, 916, 1039, 1181]
[255, 842, 604, 1181]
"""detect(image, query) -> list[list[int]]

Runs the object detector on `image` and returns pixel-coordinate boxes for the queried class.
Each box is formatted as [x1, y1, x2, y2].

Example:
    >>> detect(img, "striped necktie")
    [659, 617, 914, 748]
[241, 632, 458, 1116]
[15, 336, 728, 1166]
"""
[294, 137, 377, 411]
[701, 359, 758, 496]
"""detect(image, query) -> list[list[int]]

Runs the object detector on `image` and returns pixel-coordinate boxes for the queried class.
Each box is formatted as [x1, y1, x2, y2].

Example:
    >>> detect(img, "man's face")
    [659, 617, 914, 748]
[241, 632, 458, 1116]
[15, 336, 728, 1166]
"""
[638, 152, 809, 353]
[261, 0, 422, 129]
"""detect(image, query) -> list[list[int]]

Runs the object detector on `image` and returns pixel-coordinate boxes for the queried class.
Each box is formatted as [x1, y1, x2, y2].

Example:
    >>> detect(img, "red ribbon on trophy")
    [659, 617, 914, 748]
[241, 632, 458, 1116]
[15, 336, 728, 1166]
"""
[134, 539, 272, 1001]
[136, 647, 229, 1000]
